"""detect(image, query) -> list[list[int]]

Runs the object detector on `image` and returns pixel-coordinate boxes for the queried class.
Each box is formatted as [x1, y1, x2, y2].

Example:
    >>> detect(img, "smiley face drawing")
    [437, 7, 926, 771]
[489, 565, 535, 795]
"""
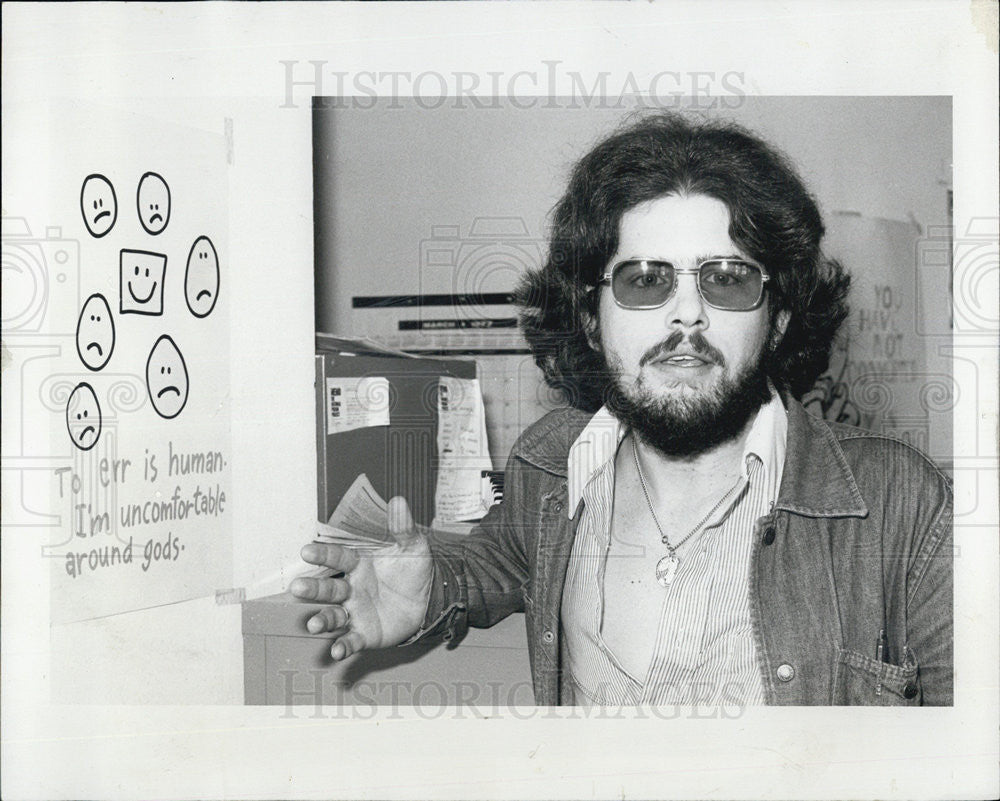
[66, 382, 102, 451]
[80, 174, 118, 238]
[146, 335, 189, 419]
[136, 171, 171, 235]
[75, 293, 115, 371]
[120, 249, 167, 316]
[184, 236, 220, 318]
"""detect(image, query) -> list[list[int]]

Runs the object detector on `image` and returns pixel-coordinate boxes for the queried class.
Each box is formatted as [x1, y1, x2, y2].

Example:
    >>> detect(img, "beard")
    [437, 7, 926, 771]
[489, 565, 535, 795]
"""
[603, 330, 774, 458]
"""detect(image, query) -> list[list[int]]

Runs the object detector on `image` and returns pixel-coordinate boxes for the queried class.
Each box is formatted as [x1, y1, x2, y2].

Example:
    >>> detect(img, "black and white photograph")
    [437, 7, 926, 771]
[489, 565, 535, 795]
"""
[2, 2, 997, 800]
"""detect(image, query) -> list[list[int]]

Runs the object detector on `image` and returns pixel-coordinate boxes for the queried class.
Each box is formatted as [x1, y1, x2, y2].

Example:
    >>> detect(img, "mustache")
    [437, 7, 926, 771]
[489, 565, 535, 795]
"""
[639, 330, 726, 367]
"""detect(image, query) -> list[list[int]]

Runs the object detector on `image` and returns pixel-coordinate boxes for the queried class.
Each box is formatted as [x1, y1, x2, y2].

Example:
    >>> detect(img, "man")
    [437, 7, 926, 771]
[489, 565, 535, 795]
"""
[291, 112, 953, 706]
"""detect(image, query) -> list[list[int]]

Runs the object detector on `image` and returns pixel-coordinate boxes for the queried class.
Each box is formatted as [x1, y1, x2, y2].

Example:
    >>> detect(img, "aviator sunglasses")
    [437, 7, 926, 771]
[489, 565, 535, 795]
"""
[598, 257, 771, 311]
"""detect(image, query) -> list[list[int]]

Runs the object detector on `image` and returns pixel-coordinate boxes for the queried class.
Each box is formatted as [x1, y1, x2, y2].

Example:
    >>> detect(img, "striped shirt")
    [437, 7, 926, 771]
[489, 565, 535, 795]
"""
[560, 390, 787, 706]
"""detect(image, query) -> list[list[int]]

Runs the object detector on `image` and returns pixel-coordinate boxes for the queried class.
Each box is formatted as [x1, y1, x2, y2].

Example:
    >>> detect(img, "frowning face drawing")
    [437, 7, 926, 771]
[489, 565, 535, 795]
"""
[184, 236, 220, 318]
[66, 382, 102, 450]
[80, 174, 117, 238]
[145, 335, 189, 419]
[76, 293, 115, 371]
[136, 172, 171, 235]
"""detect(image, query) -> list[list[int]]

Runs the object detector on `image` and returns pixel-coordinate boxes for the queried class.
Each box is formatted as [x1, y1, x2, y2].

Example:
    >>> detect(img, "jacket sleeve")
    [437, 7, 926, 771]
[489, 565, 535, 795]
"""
[905, 472, 954, 705]
[403, 443, 536, 645]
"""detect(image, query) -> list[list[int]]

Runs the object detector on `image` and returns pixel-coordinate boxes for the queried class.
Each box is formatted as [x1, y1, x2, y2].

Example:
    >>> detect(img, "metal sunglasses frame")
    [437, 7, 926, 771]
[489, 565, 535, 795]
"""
[597, 257, 772, 311]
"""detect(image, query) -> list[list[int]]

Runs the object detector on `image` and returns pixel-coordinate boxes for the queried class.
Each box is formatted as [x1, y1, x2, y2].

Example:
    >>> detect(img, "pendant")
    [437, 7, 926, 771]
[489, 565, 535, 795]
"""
[655, 554, 679, 587]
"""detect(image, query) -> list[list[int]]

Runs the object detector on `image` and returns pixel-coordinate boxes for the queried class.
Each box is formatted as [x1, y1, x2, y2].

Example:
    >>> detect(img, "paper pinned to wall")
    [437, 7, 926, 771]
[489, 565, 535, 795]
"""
[433, 375, 493, 526]
[324, 376, 390, 434]
[811, 213, 937, 451]
[19, 101, 234, 624]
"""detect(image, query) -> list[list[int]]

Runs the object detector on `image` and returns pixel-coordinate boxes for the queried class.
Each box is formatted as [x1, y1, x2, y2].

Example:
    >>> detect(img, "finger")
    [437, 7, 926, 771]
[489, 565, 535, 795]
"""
[300, 542, 360, 572]
[288, 576, 351, 604]
[305, 605, 350, 635]
[387, 496, 417, 546]
[330, 630, 367, 661]
[288, 576, 316, 600]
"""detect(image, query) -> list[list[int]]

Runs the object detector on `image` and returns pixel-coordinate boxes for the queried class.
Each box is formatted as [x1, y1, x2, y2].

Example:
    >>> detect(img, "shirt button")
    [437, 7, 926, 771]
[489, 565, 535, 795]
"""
[553, 501, 563, 513]
[542, 630, 555, 644]
[776, 663, 795, 682]
[762, 526, 776, 546]
[902, 682, 918, 699]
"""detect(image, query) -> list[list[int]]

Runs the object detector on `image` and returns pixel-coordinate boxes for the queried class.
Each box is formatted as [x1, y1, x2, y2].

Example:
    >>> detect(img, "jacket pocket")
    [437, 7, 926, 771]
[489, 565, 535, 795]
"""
[833, 648, 922, 706]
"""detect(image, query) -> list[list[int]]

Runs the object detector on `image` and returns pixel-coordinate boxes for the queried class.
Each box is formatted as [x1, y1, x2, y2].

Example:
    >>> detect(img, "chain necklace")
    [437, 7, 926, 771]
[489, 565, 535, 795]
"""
[631, 436, 743, 587]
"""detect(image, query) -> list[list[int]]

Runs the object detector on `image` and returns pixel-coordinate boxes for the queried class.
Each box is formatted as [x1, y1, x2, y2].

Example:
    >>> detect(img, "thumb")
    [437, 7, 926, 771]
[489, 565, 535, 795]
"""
[386, 496, 418, 546]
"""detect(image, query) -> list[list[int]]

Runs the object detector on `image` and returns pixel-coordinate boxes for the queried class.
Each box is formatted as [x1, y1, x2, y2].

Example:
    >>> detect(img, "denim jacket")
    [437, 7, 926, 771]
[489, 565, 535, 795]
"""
[418, 398, 953, 706]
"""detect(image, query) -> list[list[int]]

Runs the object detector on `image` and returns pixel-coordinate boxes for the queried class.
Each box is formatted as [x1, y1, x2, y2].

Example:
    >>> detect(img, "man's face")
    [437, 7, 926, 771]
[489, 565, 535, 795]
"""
[595, 193, 787, 453]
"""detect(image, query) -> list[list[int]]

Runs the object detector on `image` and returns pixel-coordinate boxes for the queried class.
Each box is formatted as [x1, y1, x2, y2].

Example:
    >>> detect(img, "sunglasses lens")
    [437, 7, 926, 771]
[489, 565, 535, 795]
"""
[698, 259, 764, 310]
[611, 260, 675, 308]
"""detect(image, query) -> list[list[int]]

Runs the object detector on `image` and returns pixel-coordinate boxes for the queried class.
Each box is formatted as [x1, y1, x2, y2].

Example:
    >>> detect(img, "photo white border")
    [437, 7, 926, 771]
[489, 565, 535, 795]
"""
[2, 2, 997, 799]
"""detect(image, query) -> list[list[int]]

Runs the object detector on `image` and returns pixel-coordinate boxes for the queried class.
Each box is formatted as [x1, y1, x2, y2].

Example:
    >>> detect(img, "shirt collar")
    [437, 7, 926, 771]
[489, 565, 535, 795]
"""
[743, 387, 787, 505]
[566, 385, 788, 519]
[566, 406, 627, 518]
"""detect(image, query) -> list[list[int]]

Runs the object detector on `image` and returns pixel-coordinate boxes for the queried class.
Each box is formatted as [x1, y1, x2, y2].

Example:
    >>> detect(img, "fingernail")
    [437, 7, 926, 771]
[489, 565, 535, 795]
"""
[306, 617, 321, 634]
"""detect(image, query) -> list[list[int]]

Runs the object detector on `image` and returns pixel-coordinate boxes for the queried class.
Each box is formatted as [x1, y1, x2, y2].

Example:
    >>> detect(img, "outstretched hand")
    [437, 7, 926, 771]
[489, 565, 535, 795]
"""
[289, 497, 433, 660]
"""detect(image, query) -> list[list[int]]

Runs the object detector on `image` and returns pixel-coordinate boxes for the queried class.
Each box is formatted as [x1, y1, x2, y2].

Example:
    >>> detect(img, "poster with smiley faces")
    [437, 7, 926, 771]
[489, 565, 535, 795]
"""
[33, 101, 234, 624]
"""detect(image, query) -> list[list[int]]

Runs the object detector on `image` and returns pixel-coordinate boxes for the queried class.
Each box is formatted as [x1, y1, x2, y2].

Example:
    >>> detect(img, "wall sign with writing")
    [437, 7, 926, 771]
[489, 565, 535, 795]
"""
[5, 103, 235, 624]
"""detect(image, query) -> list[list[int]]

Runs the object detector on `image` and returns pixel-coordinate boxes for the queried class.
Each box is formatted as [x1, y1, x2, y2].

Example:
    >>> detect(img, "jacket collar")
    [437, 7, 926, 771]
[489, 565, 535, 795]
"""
[775, 398, 868, 518]
[512, 407, 591, 478]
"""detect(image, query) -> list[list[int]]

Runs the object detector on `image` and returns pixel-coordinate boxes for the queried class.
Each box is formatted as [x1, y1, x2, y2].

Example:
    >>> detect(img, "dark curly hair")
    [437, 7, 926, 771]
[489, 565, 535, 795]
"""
[516, 111, 851, 412]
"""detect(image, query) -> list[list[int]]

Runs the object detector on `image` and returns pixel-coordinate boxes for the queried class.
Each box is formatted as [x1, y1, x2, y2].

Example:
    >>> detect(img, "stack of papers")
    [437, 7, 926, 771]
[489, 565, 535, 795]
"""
[314, 473, 392, 550]
[241, 473, 392, 597]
